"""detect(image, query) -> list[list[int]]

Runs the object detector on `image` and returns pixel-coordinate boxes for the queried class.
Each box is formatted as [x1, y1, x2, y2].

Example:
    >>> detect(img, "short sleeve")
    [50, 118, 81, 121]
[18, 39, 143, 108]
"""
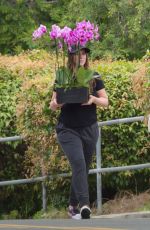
[94, 72, 105, 91]
[95, 78, 105, 91]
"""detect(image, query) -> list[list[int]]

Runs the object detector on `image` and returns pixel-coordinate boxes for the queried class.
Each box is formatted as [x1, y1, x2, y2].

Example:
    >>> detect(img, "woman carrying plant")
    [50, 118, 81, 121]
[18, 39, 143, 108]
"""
[49, 45, 108, 219]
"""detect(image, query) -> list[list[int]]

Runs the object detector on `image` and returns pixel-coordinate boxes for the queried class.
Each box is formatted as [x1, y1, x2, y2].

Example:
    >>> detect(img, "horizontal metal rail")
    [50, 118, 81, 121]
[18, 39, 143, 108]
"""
[0, 174, 69, 186]
[0, 163, 149, 187]
[90, 163, 150, 174]
[0, 116, 145, 143]
[0, 136, 23, 143]
[98, 116, 145, 126]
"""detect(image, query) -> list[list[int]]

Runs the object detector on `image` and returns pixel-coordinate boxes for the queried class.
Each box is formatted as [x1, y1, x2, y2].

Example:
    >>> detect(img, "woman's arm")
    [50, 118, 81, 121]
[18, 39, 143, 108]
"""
[82, 88, 109, 107]
[94, 88, 108, 107]
[49, 92, 63, 111]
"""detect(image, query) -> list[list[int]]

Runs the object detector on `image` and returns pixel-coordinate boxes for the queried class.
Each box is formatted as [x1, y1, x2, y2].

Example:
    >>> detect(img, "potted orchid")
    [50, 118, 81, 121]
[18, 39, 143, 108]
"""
[32, 21, 100, 103]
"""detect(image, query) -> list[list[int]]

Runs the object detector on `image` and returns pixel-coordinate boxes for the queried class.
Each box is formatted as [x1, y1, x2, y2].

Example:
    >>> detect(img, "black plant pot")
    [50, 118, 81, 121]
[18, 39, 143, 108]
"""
[56, 87, 89, 104]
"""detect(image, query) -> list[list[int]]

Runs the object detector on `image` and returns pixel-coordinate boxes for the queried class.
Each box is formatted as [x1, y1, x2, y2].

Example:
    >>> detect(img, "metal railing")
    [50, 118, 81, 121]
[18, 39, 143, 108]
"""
[0, 116, 150, 213]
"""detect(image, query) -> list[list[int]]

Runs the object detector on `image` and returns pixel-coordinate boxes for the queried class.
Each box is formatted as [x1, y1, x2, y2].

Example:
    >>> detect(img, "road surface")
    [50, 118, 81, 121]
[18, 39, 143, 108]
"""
[0, 217, 150, 230]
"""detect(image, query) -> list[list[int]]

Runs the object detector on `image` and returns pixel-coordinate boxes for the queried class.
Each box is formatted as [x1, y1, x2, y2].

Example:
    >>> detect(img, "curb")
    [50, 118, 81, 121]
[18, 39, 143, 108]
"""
[92, 211, 150, 219]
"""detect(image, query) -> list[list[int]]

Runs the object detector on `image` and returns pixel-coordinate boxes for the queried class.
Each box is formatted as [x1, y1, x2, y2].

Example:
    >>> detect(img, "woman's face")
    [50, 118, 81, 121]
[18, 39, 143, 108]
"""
[79, 49, 87, 66]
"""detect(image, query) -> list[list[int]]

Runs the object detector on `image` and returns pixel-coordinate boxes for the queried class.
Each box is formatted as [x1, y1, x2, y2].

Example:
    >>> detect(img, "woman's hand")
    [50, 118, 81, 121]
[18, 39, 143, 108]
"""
[82, 89, 109, 107]
[49, 92, 63, 111]
[49, 98, 63, 111]
[82, 95, 96, 105]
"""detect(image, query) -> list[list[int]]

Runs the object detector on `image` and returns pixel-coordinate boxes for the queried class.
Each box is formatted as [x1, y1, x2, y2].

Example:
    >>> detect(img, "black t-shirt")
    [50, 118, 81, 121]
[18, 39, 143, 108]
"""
[56, 74, 105, 128]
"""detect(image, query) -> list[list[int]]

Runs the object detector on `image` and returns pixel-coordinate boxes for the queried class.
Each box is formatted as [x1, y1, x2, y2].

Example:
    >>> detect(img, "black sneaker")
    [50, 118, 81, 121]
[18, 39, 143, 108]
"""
[68, 206, 81, 220]
[80, 205, 91, 219]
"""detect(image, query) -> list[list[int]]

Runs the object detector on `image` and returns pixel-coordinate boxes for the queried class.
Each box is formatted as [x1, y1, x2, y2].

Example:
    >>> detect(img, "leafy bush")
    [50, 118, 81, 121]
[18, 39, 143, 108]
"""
[0, 67, 29, 218]
[95, 61, 149, 191]
[0, 50, 149, 218]
[0, 68, 21, 137]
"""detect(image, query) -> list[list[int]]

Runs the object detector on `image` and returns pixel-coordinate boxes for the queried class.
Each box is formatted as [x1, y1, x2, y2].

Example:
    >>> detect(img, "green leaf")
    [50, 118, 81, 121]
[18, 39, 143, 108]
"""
[76, 67, 94, 87]
[56, 66, 71, 87]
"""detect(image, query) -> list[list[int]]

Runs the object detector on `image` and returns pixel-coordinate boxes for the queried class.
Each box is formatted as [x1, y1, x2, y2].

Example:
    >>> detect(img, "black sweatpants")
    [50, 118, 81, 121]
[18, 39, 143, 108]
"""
[56, 122, 99, 207]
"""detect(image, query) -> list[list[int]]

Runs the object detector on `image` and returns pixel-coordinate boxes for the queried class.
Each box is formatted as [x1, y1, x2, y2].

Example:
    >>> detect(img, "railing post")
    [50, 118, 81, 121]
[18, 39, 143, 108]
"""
[96, 126, 102, 214]
[42, 181, 47, 212]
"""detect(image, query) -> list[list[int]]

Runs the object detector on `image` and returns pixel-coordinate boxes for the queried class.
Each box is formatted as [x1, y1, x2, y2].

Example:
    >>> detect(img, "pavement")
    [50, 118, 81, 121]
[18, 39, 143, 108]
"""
[0, 211, 150, 230]
[93, 210, 150, 219]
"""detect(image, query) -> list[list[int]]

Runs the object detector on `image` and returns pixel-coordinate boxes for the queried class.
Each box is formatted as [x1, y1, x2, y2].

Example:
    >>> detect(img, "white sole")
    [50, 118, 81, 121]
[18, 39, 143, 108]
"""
[68, 212, 81, 220]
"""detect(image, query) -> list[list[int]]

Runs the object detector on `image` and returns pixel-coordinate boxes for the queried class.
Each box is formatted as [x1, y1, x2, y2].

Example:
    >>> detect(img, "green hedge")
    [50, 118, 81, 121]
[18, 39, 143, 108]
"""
[0, 51, 149, 218]
[96, 61, 149, 191]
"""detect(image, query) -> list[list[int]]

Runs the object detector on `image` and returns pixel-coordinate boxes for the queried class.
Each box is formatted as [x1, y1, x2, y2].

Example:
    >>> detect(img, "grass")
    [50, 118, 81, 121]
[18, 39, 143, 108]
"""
[32, 190, 150, 219]
[33, 206, 68, 219]
[101, 189, 150, 214]
[1, 190, 150, 220]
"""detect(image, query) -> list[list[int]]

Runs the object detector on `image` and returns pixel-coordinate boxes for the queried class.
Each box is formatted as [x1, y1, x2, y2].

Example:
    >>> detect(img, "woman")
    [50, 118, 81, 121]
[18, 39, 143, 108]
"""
[50, 46, 108, 219]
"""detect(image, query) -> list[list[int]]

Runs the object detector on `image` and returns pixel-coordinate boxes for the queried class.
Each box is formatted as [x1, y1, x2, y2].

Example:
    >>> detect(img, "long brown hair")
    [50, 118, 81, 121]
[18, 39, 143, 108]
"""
[67, 52, 95, 93]
[67, 53, 89, 74]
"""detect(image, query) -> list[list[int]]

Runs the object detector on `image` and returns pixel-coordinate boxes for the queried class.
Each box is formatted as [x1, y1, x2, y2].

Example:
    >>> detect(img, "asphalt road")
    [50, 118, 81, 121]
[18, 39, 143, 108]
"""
[0, 217, 150, 230]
